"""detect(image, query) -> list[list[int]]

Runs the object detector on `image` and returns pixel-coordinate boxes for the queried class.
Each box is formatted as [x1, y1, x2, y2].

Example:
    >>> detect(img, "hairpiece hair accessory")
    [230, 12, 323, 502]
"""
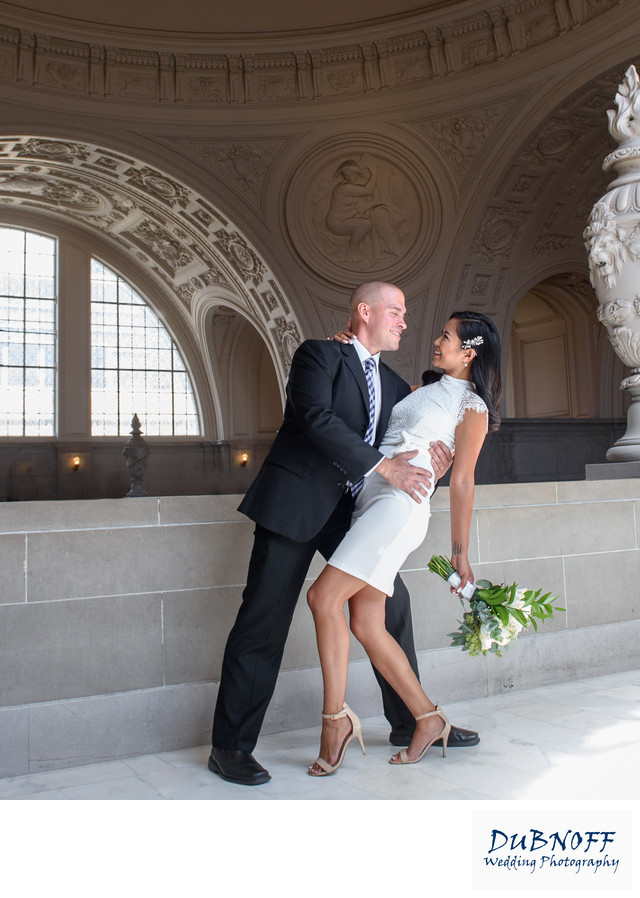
[461, 335, 484, 349]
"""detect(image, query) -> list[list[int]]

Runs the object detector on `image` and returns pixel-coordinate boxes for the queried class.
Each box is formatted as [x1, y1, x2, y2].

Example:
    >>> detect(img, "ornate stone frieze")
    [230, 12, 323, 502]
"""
[454, 263, 507, 309]
[123, 166, 191, 208]
[0, 1, 626, 106]
[0, 136, 303, 375]
[199, 267, 232, 289]
[411, 103, 509, 182]
[125, 220, 195, 274]
[246, 54, 298, 102]
[177, 57, 229, 104]
[16, 137, 90, 162]
[441, 11, 498, 71]
[168, 138, 285, 205]
[520, 114, 588, 168]
[470, 203, 529, 262]
[272, 315, 302, 367]
[213, 230, 267, 287]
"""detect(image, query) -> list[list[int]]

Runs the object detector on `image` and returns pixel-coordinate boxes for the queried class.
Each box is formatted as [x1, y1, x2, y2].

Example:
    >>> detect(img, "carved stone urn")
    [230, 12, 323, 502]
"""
[584, 65, 640, 461]
[122, 414, 150, 497]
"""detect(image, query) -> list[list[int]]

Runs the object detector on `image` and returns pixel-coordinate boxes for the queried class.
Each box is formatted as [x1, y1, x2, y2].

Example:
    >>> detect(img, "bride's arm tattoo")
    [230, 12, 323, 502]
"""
[452, 541, 463, 555]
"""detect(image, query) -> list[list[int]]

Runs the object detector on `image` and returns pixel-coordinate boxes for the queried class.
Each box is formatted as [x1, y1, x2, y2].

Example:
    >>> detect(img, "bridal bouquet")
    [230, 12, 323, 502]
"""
[427, 555, 564, 657]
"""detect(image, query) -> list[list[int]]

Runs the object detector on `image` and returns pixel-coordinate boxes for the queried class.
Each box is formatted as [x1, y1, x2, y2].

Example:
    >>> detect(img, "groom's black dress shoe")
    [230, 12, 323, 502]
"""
[208, 748, 271, 785]
[389, 724, 480, 748]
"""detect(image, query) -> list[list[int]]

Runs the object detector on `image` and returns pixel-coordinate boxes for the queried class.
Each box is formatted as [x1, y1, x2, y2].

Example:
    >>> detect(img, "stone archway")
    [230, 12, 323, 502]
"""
[506, 274, 627, 419]
[203, 303, 282, 444]
[0, 136, 302, 439]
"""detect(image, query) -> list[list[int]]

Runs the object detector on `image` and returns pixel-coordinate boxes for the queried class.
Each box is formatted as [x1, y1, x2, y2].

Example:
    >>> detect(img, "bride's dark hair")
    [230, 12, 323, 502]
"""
[421, 310, 502, 433]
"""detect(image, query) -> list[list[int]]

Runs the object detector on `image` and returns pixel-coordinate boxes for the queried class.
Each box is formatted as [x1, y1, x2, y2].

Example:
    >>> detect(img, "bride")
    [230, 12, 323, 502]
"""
[307, 309, 502, 775]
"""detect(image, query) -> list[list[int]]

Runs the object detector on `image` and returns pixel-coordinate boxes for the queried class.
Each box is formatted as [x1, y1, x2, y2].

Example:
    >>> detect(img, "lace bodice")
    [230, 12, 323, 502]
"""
[379, 374, 487, 463]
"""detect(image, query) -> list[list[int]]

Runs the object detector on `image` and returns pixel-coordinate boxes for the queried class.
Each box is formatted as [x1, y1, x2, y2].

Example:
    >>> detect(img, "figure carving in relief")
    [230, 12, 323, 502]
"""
[395, 55, 428, 84]
[315, 156, 411, 269]
[115, 72, 156, 98]
[46, 62, 84, 90]
[327, 70, 359, 92]
[255, 74, 295, 100]
[187, 77, 225, 101]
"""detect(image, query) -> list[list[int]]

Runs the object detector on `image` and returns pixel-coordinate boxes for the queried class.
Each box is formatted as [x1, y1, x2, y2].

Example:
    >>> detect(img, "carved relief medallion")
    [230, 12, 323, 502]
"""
[286, 140, 438, 284]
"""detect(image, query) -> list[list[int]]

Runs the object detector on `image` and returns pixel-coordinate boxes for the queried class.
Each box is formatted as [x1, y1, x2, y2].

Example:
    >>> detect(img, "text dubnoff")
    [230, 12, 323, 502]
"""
[484, 827, 620, 877]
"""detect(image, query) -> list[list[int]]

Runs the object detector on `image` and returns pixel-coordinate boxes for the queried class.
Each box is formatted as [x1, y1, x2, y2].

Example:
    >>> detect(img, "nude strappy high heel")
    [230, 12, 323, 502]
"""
[389, 705, 451, 765]
[308, 703, 366, 776]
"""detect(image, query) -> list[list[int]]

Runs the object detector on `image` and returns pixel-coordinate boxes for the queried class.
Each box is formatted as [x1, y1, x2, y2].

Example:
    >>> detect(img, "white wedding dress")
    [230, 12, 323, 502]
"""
[328, 374, 488, 595]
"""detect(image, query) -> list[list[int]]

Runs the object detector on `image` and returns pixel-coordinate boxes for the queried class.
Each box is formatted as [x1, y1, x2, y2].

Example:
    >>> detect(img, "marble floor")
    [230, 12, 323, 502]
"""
[2, 668, 639, 801]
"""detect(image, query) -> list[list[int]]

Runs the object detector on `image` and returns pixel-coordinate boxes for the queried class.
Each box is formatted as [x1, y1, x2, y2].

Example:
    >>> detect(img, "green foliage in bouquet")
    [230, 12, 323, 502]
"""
[427, 555, 565, 657]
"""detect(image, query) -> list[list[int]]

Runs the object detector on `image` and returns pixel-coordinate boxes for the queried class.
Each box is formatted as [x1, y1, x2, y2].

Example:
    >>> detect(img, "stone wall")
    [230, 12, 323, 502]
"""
[0, 418, 626, 502]
[1, 479, 639, 777]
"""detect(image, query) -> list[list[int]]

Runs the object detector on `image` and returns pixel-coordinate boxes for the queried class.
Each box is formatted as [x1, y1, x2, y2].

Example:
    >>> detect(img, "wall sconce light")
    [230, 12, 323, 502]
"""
[240, 452, 249, 467]
[72, 456, 81, 472]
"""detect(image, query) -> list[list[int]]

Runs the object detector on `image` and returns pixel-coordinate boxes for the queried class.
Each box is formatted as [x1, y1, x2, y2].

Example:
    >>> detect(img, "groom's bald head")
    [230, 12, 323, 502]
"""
[349, 281, 407, 354]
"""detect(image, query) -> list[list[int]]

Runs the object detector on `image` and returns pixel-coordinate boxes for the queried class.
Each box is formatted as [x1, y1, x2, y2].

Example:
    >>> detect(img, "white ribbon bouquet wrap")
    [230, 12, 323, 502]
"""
[427, 555, 564, 657]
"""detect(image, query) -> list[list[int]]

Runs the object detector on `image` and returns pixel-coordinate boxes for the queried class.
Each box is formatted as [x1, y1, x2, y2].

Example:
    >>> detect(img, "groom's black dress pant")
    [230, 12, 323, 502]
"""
[212, 492, 420, 753]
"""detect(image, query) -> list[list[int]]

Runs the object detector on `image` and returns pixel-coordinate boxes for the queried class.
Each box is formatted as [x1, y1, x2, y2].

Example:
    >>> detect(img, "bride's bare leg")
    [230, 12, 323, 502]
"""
[307, 564, 368, 774]
[348, 587, 445, 761]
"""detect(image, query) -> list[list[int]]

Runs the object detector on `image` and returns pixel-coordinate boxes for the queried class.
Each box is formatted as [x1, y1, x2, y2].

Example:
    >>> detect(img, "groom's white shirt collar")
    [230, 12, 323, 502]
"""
[351, 335, 380, 371]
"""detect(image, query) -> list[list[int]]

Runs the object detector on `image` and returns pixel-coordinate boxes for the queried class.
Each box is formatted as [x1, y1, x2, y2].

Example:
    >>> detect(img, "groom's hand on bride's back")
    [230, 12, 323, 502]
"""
[375, 452, 431, 504]
[375, 441, 452, 503]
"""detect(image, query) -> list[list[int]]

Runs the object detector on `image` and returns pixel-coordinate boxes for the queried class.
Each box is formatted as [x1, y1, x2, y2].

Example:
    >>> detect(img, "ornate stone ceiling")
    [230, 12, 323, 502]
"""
[0, 0, 627, 109]
[0, 1, 456, 36]
[0, 0, 636, 390]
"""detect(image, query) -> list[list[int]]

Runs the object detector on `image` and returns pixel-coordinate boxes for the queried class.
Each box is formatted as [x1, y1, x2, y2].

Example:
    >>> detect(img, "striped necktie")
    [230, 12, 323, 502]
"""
[350, 356, 376, 497]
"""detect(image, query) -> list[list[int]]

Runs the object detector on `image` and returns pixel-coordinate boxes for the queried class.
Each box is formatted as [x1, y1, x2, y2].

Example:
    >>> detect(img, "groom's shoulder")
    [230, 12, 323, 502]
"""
[292, 338, 349, 364]
[299, 337, 343, 352]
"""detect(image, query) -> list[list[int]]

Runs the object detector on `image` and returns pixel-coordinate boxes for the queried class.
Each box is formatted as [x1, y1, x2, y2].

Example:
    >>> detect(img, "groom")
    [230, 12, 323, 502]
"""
[209, 281, 480, 785]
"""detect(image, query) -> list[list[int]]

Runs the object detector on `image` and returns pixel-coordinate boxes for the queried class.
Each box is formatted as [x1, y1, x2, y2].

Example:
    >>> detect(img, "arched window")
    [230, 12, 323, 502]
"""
[0, 227, 56, 436]
[0, 225, 201, 438]
[91, 260, 199, 436]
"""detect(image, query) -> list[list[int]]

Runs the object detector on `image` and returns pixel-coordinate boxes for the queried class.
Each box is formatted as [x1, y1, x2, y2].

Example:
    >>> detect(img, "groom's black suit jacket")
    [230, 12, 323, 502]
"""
[239, 338, 411, 541]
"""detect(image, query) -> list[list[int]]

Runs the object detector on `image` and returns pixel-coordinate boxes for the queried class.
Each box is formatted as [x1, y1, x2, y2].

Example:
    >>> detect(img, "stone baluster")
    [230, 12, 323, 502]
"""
[122, 414, 150, 497]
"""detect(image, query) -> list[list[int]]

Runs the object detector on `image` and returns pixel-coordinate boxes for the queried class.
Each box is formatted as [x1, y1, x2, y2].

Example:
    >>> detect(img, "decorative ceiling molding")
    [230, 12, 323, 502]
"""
[0, 0, 625, 107]
[160, 136, 292, 214]
[0, 136, 303, 378]
[406, 99, 515, 197]
[450, 67, 625, 315]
